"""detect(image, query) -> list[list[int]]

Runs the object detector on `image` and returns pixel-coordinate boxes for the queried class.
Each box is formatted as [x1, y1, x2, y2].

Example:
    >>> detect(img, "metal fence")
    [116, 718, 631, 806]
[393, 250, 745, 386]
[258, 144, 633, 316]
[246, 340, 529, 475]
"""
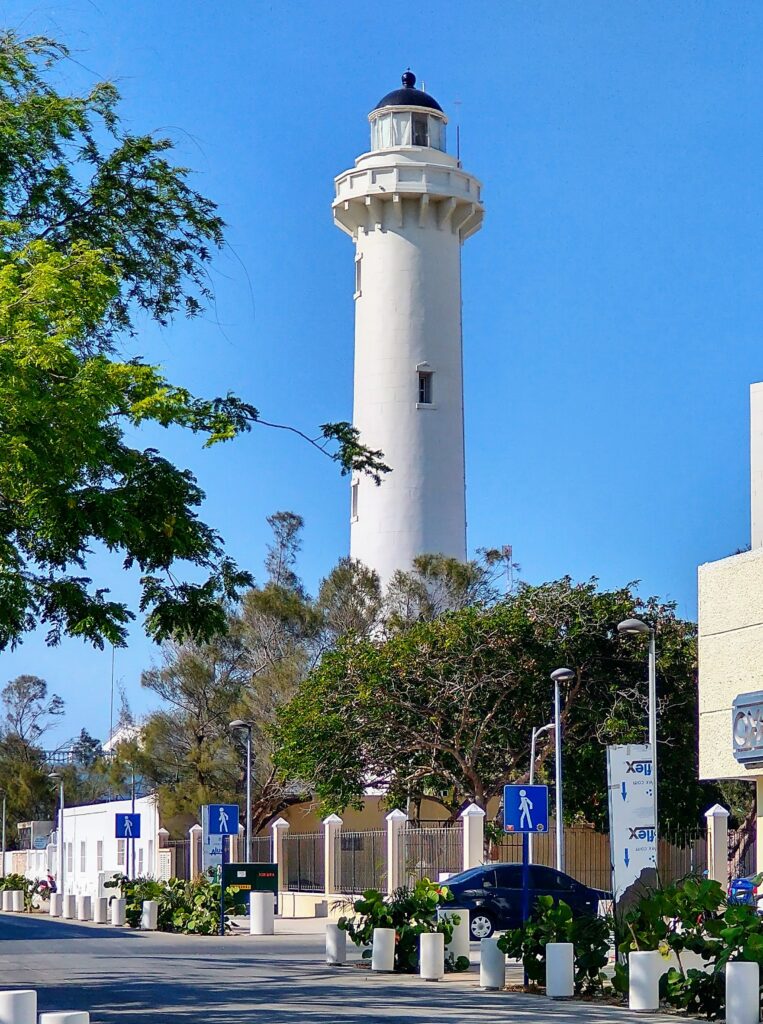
[167, 839, 192, 880]
[285, 832, 324, 892]
[252, 835, 272, 863]
[660, 829, 707, 883]
[729, 826, 756, 881]
[397, 825, 463, 887]
[335, 830, 386, 894]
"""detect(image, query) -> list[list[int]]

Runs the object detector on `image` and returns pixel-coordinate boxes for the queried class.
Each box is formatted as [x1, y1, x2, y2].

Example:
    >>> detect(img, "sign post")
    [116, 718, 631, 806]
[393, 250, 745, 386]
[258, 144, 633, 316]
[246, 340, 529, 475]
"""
[205, 804, 239, 936]
[606, 744, 656, 900]
[504, 784, 548, 985]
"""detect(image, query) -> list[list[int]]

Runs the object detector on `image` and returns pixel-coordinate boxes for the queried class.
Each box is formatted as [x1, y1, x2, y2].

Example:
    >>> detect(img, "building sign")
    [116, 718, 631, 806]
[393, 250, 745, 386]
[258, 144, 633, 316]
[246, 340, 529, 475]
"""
[606, 743, 657, 899]
[732, 691, 763, 765]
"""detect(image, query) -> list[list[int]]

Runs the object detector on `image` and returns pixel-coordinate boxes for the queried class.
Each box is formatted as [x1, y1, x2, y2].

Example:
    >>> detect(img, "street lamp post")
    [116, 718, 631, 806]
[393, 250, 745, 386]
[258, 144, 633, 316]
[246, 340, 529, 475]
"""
[550, 668, 575, 873]
[617, 617, 658, 863]
[48, 772, 64, 894]
[0, 790, 6, 878]
[528, 722, 554, 864]
[230, 720, 253, 862]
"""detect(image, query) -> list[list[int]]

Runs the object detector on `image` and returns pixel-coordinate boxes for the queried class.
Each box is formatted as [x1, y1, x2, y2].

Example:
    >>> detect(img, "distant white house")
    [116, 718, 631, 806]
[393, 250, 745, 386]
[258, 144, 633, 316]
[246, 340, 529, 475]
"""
[102, 723, 142, 754]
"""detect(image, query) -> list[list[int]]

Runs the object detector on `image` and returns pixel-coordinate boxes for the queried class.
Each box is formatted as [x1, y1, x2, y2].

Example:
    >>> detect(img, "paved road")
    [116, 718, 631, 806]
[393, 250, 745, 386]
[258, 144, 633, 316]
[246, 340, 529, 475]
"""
[0, 913, 678, 1023]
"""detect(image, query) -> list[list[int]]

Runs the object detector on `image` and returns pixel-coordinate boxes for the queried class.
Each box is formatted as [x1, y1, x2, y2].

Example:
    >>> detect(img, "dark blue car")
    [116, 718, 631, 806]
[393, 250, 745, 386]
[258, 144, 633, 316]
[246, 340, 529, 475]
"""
[444, 862, 610, 939]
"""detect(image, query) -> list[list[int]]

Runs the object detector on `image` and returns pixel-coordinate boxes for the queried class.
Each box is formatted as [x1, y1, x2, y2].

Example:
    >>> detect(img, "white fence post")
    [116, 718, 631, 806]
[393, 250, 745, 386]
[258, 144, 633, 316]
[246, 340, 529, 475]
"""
[385, 809, 407, 895]
[188, 823, 202, 879]
[460, 803, 486, 871]
[323, 814, 342, 895]
[271, 817, 290, 891]
[705, 804, 729, 885]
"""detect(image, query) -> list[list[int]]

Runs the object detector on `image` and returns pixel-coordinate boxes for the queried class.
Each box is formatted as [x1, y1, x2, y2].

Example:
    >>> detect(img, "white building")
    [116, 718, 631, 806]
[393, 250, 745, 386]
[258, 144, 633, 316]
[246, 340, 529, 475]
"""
[334, 72, 484, 584]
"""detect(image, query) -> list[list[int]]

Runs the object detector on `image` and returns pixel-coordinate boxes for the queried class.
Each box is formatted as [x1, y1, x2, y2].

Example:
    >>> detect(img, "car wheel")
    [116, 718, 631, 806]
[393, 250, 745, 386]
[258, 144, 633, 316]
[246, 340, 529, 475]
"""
[470, 911, 495, 940]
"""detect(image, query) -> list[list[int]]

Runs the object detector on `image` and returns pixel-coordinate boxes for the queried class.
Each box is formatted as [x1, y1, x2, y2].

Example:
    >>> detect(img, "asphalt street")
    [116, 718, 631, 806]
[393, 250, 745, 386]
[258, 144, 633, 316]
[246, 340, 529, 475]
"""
[0, 912, 680, 1023]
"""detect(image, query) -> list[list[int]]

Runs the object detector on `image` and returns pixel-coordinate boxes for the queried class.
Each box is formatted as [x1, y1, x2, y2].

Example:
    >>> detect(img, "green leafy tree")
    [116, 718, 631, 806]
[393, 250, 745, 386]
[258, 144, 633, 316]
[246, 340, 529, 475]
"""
[0, 33, 387, 653]
[1, 674, 63, 747]
[275, 577, 722, 830]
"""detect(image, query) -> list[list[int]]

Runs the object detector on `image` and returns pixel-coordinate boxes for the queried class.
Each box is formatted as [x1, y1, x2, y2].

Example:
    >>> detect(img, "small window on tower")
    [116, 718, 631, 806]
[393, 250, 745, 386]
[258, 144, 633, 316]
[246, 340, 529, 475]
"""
[412, 114, 429, 147]
[418, 371, 433, 405]
[354, 255, 362, 299]
[351, 480, 359, 520]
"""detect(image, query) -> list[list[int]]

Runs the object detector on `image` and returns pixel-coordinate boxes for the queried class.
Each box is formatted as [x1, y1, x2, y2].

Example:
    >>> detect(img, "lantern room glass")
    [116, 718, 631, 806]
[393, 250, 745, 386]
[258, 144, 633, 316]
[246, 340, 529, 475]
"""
[371, 111, 446, 153]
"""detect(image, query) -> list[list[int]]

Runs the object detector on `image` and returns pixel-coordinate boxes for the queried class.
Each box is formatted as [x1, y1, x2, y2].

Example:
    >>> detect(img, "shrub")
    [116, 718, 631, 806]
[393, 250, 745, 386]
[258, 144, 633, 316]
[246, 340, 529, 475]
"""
[0, 873, 35, 910]
[104, 873, 236, 934]
[497, 895, 611, 994]
[337, 878, 469, 973]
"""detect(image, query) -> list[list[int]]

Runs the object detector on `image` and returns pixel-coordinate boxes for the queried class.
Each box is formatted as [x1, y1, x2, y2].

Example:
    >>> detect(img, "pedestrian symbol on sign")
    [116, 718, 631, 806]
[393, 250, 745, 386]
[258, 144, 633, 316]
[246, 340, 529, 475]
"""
[218, 807, 230, 833]
[518, 789, 534, 829]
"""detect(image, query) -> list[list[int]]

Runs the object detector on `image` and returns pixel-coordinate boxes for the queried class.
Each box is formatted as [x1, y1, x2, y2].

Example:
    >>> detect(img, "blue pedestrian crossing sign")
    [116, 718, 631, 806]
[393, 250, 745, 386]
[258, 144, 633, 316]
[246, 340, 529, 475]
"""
[207, 803, 239, 836]
[115, 813, 141, 839]
[503, 784, 549, 833]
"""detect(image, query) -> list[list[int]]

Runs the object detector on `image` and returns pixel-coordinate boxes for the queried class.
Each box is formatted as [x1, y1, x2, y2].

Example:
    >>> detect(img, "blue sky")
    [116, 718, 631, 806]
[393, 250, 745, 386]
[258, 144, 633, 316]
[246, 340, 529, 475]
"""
[2, 1, 762, 745]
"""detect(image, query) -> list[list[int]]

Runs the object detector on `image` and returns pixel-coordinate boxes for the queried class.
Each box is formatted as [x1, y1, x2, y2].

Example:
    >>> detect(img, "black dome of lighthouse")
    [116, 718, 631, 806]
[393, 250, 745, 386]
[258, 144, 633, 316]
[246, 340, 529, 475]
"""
[372, 71, 443, 113]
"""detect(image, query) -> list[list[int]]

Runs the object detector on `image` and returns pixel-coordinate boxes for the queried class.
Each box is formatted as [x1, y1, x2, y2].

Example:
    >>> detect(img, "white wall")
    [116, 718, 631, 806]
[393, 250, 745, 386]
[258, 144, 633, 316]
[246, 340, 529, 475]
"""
[50, 794, 160, 897]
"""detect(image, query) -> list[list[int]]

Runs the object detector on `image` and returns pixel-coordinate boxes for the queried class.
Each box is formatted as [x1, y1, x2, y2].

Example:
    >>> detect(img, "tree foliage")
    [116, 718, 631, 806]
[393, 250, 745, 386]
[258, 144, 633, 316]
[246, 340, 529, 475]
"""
[0, 33, 387, 653]
[274, 577, 722, 830]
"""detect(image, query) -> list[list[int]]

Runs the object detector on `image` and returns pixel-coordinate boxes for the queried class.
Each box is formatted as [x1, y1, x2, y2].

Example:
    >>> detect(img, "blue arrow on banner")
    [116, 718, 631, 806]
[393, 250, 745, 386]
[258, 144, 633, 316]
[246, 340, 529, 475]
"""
[624, 848, 630, 867]
[621, 782, 627, 801]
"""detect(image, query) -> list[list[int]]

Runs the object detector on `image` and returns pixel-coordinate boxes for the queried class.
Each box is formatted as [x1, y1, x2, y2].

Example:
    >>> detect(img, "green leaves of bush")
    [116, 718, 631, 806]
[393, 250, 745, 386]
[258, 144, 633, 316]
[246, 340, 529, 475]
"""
[105, 872, 235, 934]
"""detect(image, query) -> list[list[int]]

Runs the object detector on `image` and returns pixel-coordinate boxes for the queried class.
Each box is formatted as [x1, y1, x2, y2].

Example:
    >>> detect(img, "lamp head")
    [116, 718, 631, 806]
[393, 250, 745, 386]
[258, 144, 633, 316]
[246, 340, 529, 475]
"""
[229, 719, 252, 731]
[617, 617, 650, 636]
[550, 667, 575, 684]
[48, 771, 60, 781]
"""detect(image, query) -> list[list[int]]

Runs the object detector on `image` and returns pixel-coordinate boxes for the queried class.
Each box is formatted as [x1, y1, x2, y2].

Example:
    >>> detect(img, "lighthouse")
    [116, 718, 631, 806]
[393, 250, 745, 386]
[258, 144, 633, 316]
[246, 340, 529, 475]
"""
[333, 72, 484, 584]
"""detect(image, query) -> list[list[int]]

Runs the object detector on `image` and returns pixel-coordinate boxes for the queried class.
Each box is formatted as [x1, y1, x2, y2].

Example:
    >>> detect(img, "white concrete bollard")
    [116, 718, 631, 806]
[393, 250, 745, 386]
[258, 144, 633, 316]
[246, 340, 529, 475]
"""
[93, 897, 108, 924]
[140, 900, 158, 931]
[480, 937, 506, 990]
[0, 989, 36, 1023]
[326, 922, 347, 966]
[1, 891, 12, 912]
[419, 931, 445, 982]
[39, 1014, 90, 1024]
[11, 891, 24, 913]
[76, 896, 91, 922]
[371, 927, 395, 972]
[49, 894, 63, 918]
[628, 950, 662, 1012]
[438, 908, 470, 966]
[62, 895, 76, 920]
[249, 891, 274, 935]
[726, 960, 759, 1024]
[110, 898, 126, 927]
[546, 942, 574, 998]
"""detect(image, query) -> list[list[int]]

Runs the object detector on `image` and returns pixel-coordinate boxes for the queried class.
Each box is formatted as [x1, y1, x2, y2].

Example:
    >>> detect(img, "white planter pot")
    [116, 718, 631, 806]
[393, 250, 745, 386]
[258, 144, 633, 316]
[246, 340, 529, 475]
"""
[437, 908, 470, 965]
[371, 927, 395, 972]
[0, 891, 11, 912]
[629, 950, 662, 1012]
[140, 900, 158, 931]
[48, 894, 63, 918]
[326, 922, 347, 966]
[93, 897, 108, 924]
[480, 937, 506, 990]
[110, 898, 126, 927]
[10, 891, 23, 913]
[0, 989, 36, 1024]
[76, 896, 91, 922]
[726, 960, 759, 1024]
[546, 942, 574, 999]
[249, 891, 274, 935]
[419, 932, 445, 982]
[62, 895, 76, 920]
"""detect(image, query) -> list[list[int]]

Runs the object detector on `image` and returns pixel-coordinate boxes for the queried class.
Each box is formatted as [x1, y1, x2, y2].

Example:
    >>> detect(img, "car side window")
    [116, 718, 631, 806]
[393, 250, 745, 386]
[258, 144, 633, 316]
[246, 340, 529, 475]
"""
[494, 866, 523, 888]
[481, 869, 497, 889]
[530, 866, 575, 890]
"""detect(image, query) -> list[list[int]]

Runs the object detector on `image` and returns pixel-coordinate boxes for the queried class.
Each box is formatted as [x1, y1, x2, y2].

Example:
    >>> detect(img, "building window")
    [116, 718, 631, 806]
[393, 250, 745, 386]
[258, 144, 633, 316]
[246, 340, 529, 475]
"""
[117, 840, 125, 867]
[80, 841, 86, 873]
[138, 847, 144, 876]
[412, 114, 429, 147]
[66, 843, 73, 874]
[418, 371, 433, 405]
[351, 480, 359, 521]
[148, 840, 154, 875]
[354, 255, 362, 298]
[97, 841, 103, 872]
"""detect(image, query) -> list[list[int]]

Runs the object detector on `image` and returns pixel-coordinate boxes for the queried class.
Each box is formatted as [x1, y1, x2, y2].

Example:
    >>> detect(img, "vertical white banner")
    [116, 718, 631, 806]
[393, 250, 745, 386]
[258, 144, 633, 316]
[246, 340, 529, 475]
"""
[606, 743, 657, 899]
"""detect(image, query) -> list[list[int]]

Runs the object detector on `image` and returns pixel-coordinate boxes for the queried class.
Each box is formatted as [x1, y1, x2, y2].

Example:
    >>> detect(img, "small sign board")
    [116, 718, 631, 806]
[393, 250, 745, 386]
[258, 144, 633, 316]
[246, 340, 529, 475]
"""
[33, 836, 47, 850]
[503, 784, 549, 833]
[606, 743, 656, 899]
[206, 803, 239, 836]
[222, 862, 279, 913]
[115, 813, 141, 839]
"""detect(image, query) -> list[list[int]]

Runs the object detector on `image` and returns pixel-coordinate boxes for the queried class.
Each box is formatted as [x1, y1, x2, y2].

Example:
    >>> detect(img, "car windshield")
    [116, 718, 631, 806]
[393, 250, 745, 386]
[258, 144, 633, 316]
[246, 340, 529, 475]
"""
[445, 867, 486, 885]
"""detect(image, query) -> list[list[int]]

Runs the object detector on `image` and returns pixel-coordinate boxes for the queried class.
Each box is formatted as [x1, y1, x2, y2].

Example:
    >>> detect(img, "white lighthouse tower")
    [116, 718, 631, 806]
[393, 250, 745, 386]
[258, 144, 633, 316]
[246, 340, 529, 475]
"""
[333, 72, 484, 584]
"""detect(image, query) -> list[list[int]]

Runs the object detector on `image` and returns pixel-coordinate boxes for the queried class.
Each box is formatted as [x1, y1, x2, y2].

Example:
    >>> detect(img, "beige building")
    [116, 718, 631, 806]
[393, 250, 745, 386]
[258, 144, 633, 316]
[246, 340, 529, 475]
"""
[699, 383, 763, 872]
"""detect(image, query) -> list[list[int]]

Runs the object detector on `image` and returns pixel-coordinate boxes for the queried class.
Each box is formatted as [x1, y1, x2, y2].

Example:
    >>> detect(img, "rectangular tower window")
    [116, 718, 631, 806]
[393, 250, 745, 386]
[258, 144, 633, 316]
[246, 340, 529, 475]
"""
[354, 254, 362, 298]
[351, 480, 359, 520]
[418, 371, 433, 405]
[412, 114, 429, 147]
